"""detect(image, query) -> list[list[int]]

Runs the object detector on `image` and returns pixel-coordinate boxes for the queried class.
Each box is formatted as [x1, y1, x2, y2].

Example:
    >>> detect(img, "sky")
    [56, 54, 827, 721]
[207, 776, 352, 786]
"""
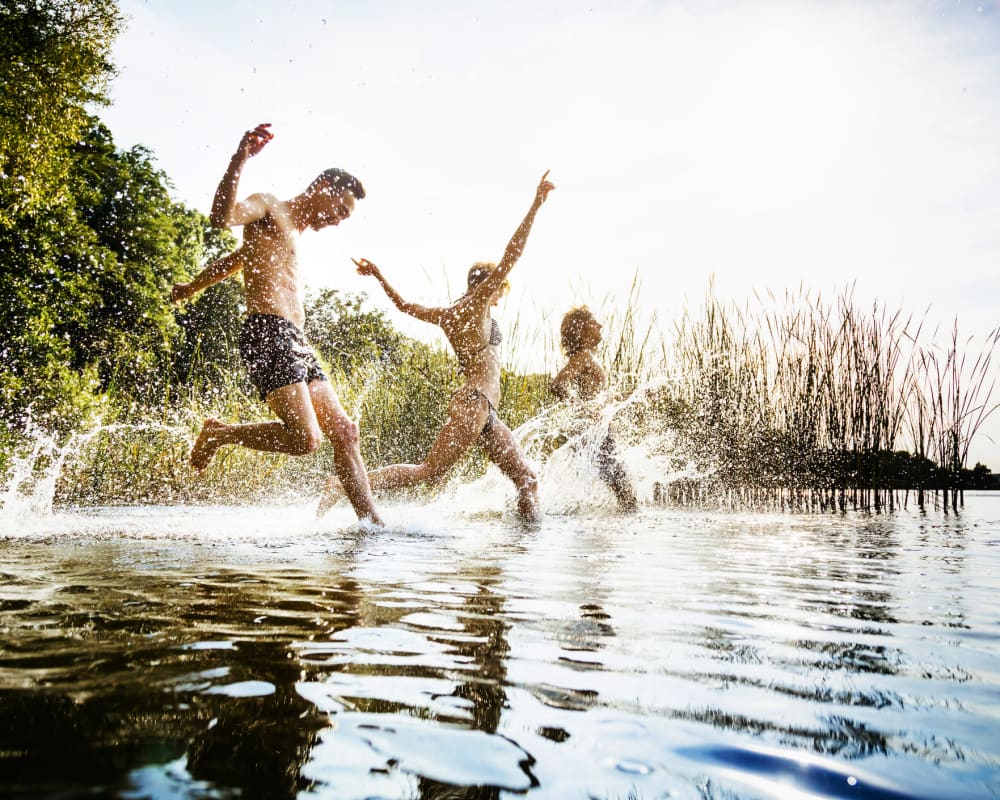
[101, 0, 1000, 466]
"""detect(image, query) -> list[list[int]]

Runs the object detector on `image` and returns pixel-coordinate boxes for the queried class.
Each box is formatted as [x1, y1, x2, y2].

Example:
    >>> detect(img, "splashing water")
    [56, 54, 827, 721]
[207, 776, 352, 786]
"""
[456, 375, 709, 516]
[0, 419, 188, 536]
[1, 376, 709, 533]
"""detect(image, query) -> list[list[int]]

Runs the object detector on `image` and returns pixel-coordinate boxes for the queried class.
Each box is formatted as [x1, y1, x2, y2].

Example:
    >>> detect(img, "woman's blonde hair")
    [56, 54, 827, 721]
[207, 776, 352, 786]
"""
[560, 305, 596, 355]
[466, 262, 510, 297]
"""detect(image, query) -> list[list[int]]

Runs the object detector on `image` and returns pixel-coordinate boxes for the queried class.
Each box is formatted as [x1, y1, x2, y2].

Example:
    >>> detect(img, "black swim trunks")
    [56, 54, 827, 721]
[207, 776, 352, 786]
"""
[239, 314, 328, 400]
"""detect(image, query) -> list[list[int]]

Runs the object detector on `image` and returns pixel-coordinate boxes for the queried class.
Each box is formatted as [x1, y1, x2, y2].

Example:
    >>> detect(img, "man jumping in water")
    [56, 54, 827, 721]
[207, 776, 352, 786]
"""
[171, 123, 383, 526]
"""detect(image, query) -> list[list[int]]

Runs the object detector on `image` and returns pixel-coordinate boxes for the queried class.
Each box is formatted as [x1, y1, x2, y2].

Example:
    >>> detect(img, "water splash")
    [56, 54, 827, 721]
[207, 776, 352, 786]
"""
[1, 374, 707, 531]
[0, 419, 187, 534]
[454, 375, 709, 516]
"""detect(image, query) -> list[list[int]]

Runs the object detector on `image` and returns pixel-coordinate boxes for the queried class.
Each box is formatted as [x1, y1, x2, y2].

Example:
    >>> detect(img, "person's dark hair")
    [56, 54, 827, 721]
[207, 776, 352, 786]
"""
[310, 168, 366, 200]
[561, 305, 596, 355]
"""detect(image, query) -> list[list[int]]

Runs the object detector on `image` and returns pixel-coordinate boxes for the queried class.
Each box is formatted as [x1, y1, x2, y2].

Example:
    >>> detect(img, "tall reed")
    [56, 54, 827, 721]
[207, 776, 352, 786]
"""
[653, 285, 998, 511]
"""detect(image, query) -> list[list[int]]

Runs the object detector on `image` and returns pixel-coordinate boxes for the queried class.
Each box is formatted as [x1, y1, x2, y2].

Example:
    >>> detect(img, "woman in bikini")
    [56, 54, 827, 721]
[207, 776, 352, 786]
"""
[318, 171, 555, 522]
[550, 306, 638, 512]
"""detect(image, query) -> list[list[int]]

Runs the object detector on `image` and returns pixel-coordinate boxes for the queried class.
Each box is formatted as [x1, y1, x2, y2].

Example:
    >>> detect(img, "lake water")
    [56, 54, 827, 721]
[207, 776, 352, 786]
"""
[1, 493, 998, 799]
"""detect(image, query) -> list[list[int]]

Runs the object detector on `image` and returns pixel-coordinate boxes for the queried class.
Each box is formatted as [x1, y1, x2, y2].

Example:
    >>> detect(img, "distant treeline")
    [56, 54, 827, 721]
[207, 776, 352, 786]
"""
[850, 453, 997, 491]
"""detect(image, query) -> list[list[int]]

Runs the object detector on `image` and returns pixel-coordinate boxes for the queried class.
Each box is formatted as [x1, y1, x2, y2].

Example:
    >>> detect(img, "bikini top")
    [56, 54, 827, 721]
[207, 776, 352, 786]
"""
[456, 319, 502, 373]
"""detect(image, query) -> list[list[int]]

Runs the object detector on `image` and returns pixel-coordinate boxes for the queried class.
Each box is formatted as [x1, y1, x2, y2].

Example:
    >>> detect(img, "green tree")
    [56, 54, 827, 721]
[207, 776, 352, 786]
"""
[171, 256, 246, 397]
[66, 121, 219, 402]
[0, 202, 105, 428]
[304, 288, 408, 376]
[0, 116, 232, 427]
[0, 0, 121, 223]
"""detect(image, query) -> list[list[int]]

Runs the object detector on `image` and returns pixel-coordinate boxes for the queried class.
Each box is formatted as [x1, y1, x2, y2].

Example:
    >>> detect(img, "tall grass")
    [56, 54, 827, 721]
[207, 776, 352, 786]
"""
[4, 282, 997, 513]
[655, 285, 999, 511]
[919, 322, 1000, 511]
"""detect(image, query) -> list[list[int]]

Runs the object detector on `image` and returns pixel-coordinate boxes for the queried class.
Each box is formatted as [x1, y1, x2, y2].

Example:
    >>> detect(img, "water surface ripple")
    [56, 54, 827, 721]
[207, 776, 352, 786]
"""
[1, 496, 998, 798]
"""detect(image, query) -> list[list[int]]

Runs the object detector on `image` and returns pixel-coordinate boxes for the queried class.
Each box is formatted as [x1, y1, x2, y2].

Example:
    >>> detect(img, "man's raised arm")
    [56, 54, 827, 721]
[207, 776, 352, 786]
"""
[210, 123, 273, 229]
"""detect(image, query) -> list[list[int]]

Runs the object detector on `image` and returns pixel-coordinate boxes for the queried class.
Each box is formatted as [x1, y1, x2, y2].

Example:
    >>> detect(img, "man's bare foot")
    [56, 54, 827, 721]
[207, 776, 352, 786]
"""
[316, 478, 346, 518]
[190, 419, 228, 471]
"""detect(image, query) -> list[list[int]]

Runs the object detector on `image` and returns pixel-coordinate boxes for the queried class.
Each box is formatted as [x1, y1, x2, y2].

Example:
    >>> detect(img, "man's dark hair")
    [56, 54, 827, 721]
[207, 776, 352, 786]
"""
[311, 168, 366, 200]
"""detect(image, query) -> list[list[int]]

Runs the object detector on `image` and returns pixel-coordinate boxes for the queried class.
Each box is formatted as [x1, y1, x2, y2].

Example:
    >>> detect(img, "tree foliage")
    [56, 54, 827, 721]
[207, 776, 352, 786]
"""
[0, 0, 122, 223]
[172, 276, 246, 395]
[305, 288, 409, 376]
[0, 110, 235, 426]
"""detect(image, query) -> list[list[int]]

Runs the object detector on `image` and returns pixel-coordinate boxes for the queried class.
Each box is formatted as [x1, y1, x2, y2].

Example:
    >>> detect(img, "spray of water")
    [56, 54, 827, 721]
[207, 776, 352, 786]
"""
[0, 376, 710, 537]
[0, 418, 188, 535]
[451, 375, 708, 516]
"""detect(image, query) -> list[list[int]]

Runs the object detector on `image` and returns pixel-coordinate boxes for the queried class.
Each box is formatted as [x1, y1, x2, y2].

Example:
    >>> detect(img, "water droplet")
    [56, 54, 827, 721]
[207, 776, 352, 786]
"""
[615, 758, 653, 775]
[597, 718, 649, 738]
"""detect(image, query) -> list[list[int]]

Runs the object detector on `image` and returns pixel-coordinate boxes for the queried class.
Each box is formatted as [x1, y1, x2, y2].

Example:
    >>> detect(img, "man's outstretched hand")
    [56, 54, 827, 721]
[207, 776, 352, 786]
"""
[237, 123, 273, 160]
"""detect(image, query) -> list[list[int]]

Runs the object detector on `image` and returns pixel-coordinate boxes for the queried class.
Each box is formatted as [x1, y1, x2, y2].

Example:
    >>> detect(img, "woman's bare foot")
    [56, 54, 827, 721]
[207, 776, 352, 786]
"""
[613, 483, 639, 514]
[517, 486, 542, 525]
[190, 419, 228, 471]
[316, 478, 346, 518]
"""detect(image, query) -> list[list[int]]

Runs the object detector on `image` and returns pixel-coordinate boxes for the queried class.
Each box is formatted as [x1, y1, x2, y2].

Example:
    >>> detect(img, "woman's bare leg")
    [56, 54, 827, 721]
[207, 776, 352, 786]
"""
[479, 419, 540, 523]
[368, 393, 486, 491]
[318, 390, 488, 515]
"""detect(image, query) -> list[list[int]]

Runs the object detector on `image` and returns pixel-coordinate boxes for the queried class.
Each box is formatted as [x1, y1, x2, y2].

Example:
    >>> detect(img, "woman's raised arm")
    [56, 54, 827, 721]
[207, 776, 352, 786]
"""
[475, 171, 555, 302]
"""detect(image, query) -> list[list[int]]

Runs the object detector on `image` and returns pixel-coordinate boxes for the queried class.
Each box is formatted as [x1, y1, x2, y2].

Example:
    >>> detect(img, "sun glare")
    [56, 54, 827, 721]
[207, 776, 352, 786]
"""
[693, 19, 862, 213]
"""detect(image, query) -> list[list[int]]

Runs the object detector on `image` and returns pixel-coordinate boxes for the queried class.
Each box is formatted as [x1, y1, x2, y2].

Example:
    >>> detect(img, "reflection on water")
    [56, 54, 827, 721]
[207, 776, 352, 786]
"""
[0, 497, 998, 798]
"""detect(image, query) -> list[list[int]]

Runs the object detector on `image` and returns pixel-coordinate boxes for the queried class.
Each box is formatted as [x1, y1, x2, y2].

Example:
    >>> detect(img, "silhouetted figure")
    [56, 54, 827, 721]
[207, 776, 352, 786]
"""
[550, 306, 638, 512]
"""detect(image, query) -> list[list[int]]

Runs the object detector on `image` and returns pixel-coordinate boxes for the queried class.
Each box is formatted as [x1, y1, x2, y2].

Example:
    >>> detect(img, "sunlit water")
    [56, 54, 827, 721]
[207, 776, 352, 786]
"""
[1, 485, 998, 800]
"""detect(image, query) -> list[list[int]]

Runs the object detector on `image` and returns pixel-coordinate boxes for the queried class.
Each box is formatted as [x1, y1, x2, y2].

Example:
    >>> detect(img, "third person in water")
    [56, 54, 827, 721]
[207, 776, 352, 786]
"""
[551, 305, 639, 513]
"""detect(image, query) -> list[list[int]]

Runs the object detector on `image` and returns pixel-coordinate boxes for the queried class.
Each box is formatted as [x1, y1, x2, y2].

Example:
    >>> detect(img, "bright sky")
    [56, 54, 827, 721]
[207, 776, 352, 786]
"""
[102, 0, 1000, 467]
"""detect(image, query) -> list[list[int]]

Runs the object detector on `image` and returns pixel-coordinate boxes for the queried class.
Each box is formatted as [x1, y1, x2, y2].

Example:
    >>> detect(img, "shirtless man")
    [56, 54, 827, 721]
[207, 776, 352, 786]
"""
[171, 123, 383, 525]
